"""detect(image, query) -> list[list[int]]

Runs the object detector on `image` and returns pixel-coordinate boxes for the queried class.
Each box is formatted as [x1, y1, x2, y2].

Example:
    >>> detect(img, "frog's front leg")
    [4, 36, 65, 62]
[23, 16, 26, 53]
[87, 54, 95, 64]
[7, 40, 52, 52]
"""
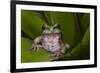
[32, 44, 42, 51]
[61, 43, 70, 54]
[31, 36, 43, 51]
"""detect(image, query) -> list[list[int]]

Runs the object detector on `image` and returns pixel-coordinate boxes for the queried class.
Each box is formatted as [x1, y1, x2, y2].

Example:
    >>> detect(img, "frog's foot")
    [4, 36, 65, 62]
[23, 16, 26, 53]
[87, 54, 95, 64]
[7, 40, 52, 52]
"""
[64, 43, 71, 57]
[60, 43, 70, 56]
[65, 43, 70, 49]
[31, 44, 42, 51]
[51, 52, 62, 59]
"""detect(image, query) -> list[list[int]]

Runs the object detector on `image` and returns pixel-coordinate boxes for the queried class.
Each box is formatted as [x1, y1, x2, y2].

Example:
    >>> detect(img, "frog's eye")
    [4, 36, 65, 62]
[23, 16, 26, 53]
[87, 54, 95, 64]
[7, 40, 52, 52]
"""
[53, 28, 60, 33]
[53, 23, 60, 29]
[42, 24, 50, 30]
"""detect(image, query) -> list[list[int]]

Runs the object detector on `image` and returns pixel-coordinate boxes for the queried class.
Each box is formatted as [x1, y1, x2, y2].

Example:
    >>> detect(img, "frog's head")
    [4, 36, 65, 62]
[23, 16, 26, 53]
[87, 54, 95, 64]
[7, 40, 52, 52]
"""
[42, 24, 61, 34]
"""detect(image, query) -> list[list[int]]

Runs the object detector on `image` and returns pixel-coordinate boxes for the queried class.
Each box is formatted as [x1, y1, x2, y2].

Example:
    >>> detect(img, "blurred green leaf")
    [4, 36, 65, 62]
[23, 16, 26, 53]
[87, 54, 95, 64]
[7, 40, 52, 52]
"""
[68, 28, 90, 60]
[80, 13, 90, 35]
[43, 11, 55, 25]
[21, 10, 47, 39]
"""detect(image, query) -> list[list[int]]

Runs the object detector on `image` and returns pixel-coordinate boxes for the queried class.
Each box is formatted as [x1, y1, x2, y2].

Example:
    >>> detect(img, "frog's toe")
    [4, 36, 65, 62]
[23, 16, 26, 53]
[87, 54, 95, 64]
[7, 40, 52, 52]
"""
[31, 47, 36, 51]
[65, 44, 70, 49]
[52, 52, 62, 58]
[51, 53, 56, 57]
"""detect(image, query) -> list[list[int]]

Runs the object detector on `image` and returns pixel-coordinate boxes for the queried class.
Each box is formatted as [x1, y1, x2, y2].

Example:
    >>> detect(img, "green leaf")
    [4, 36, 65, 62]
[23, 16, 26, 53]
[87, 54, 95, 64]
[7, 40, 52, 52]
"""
[80, 13, 90, 35]
[21, 10, 47, 39]
[43, 11, 55, 25]
[21, 37, 51, 63]
[68, 28, 90, 60]
[81, 28, 90, 59]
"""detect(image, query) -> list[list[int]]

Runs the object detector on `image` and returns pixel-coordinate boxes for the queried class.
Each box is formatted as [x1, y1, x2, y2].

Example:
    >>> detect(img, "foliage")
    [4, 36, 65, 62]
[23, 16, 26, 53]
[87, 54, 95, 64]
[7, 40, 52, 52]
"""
[21, 10, 90, 63]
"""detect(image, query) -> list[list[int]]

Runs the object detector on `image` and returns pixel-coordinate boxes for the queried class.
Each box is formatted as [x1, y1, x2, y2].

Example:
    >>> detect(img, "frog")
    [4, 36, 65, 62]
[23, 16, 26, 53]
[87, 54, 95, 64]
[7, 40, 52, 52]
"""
[31, 24, 70, 58]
